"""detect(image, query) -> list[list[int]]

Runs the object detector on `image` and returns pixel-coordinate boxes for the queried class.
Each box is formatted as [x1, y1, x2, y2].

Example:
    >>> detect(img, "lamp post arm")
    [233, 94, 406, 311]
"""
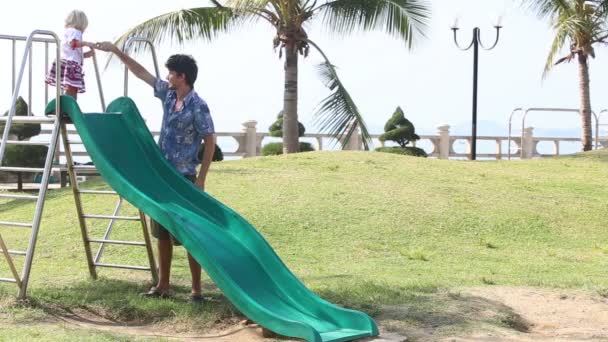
[479, 26, 502, 50]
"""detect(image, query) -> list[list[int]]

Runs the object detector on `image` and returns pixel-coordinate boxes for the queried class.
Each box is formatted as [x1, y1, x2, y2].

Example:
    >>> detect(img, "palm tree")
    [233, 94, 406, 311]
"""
[526, 0, 608, 151]
[114, 0, 430, 153]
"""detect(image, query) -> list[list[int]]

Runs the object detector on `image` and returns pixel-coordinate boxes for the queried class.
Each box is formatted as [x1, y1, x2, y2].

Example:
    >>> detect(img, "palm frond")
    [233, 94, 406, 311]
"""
[523, 0, 573, 19]
[315, 0, 430, 48]
[224, 0, 272, 14]
[543, 15, 571, 78]
[113, 7, 248, 56]
[307, 39, 372, 150]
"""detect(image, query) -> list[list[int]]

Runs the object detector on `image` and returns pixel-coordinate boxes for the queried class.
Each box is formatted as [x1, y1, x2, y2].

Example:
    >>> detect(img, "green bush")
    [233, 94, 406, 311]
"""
[375, 146, 427, 158]
[197, 143, 224, 162]
[268, 111, 306, 137]
[379, 107, 420, 148]
[0, 97, 41, 140]
[262, 142, 315, 156]
[1, 97, 45, 190]
[4, 145, 48, 167]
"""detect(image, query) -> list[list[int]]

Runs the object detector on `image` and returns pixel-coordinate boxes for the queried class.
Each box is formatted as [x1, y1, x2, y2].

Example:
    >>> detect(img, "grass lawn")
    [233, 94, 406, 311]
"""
[1, 150, 607, 340]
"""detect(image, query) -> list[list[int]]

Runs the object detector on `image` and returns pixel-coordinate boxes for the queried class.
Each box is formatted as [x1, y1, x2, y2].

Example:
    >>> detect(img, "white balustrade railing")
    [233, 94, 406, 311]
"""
[36, 121, 607, 162]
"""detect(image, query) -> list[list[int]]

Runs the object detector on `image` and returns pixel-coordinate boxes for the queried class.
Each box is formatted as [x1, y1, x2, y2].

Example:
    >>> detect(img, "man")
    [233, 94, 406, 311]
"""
[95, 41, 215, 303]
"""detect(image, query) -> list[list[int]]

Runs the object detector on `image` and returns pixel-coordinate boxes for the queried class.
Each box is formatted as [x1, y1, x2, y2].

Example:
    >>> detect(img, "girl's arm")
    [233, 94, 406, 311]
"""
[69, 39, 94, 49]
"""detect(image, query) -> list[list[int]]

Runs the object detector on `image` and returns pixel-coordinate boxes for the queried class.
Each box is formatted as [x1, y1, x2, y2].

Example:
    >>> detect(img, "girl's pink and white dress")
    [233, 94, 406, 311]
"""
[45, 27, 85, 93]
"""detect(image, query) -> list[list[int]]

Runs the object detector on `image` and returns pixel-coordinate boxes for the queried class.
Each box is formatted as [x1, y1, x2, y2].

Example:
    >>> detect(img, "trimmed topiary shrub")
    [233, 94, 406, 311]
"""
[376, 107, 426, 158]
[1, 97, 46, 190]
[198, 143, 224, 162]
[263, 111, 312, 154]
[262, 142, 315, 156]
[268, 111, 306, 137]
[0, 97, 41, 140]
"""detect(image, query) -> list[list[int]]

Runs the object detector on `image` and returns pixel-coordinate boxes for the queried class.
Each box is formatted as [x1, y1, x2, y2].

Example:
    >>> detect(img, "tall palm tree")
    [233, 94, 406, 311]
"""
[526, 0, 608, 151]
[114, 0, 430, 153]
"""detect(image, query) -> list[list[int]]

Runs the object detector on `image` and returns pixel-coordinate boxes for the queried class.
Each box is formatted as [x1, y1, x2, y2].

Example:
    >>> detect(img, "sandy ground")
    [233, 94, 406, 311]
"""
[32, 286, 608, 342]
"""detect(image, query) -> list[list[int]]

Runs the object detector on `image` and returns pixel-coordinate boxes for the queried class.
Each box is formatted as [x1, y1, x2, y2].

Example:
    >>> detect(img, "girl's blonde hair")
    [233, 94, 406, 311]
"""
[65, 10, 88, 31]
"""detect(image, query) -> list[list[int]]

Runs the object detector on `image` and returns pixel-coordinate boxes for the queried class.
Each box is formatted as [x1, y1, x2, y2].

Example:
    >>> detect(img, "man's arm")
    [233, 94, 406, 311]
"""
[94, 41, 155, 87]
[196, 134, 216, 190]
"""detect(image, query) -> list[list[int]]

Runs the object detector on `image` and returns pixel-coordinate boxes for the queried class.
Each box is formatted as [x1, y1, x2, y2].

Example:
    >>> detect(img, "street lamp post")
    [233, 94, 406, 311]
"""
[452, 21, 502, 160]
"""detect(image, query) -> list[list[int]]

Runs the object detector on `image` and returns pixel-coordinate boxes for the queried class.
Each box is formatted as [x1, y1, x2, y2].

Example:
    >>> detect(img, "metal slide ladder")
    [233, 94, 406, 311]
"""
[0, 30, 156, 299]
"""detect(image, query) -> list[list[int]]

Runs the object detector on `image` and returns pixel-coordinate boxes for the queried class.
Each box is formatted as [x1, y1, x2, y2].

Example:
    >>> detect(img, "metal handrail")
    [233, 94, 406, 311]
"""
[91, 53, 107, 111]
[521, 108, 599, 158]
[507, 108, 524, 160]
[0, 30, 61, 166]
[122, 37, 161, 97]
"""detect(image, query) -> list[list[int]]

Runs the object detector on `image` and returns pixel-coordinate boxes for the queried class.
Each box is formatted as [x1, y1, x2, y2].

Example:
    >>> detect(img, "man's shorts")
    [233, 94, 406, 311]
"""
[150, 174, 197, 246]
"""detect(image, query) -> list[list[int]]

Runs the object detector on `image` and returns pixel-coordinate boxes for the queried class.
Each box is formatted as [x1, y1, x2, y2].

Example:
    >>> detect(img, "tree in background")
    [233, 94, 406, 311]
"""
[525, 0, 608, 151]
[263, 110, 314, 155]
[1, 97, 47, 190]
[116, 0, 430, 153]
[376, 106, 426, 157]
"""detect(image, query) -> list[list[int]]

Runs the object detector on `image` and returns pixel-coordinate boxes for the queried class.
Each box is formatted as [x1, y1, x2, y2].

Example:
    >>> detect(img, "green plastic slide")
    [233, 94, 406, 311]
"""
[45, 96, 378, 342]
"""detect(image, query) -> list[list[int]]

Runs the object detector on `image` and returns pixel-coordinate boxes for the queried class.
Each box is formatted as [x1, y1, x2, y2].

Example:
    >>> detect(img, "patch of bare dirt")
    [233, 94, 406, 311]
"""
[36, 287, 608, 342]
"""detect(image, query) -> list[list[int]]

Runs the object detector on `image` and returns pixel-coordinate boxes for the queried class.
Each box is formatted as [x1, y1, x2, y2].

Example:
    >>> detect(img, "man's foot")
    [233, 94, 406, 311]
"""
[140, 286, 172, 299]
[187, 293, 204, 305]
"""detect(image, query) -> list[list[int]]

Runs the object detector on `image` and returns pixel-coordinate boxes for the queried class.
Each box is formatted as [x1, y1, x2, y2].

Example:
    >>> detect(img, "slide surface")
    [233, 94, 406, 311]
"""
[46, 96, 378, 342]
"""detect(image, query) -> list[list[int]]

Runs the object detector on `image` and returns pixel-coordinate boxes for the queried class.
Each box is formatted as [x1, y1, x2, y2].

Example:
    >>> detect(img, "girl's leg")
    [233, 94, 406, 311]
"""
[65, 86, 78, 100]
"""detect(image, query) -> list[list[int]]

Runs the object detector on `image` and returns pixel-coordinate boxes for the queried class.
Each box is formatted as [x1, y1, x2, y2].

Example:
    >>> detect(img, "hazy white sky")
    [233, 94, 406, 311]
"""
[1, 0, 607, 140]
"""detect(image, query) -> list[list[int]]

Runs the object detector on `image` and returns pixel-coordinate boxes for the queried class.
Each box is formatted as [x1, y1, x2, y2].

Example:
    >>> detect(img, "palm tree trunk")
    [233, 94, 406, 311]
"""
[578, 53, 593, 151]
[283, 41, 299, 154]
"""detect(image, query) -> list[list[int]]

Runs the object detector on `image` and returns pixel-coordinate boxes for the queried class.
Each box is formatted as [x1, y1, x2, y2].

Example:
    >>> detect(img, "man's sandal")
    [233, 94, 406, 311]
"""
[140, 287, 172, 299]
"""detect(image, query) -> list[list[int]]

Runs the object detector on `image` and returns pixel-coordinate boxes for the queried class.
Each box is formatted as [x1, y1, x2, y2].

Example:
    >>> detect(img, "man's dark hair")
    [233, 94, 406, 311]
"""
[165, 54, 198, 87]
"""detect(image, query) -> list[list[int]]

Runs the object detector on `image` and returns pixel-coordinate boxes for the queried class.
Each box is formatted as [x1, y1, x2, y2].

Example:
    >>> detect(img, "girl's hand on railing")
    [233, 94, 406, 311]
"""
[84, 49, 95, 58]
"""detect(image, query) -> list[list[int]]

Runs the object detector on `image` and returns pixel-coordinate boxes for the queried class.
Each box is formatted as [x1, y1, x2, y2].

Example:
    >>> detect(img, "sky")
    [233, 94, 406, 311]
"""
[1, 0, 607, 146]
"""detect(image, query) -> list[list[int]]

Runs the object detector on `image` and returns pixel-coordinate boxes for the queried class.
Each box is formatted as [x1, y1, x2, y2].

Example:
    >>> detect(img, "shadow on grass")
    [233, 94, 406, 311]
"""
[5, 278, 239, 327]
[0, 186, 71, 212]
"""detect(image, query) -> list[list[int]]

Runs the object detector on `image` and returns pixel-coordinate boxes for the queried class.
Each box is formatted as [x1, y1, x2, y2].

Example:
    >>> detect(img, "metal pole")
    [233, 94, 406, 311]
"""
[45, 42, 49, 105]
[17, 30, 62, 299]
[471, 28, 479, 160]
[11, 40, 16, 92]
[28, 44, 33, 116]
[91, 53, 106, 111]
[507, 108, 524, 160]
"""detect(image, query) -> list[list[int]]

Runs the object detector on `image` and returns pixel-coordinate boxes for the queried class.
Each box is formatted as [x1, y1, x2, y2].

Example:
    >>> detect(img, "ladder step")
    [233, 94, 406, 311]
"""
[0, 193, 38, 200]
[93, 263, 150, 271]
[71, 165, 99, 174]
[0, 221, 32, 228]
[1, 140, 50, 146]
[83, 214, 140, 221]
[73, 165, 97, 171]
[78, 190, 116, 195]
[0, 249, 27, 256]
[0, 116, 56, 124]
[0, 277, 18, 283]
[88, 239, 145, 246]
[0, 166, 45, 173]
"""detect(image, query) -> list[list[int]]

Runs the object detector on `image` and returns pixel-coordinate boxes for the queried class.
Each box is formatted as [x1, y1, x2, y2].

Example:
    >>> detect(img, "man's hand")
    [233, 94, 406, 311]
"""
[94, 41, 119, 53]
[195, 177, 205, 191]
